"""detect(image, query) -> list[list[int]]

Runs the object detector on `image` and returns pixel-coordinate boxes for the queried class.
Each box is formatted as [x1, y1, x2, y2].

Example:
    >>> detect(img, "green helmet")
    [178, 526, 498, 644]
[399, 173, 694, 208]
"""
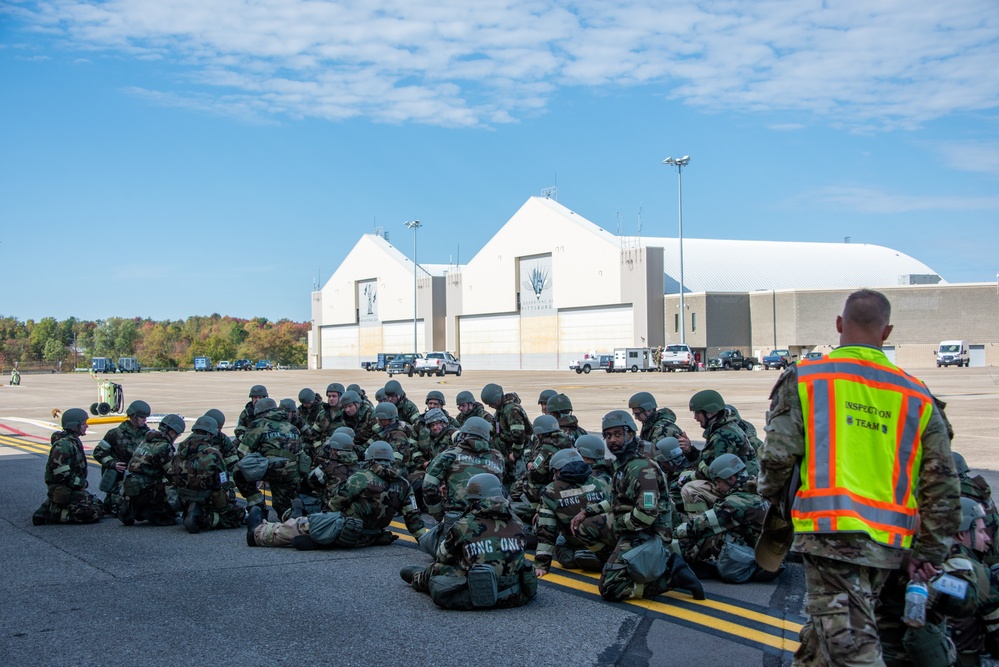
[459, 416, 492, 441]
[326, 382, 345, 396]
[374, 402, 398, 420]
[455, 391, 475, 406]
[546, 393, 573, 414]
[328, 432, 355, 452]
[532, 414, 560, 435]
[601, 410, 637, 434]
[550, 448, 583, 471]
[960, 497, 986, 532]
[538, 389, 557, 406]
[126, 400, 151, 418]
[725, 404, 741, 420]
[364, 440, 395, 463]
[159, 414, 186, 436]
[628, 391, 657, 412]
[465, 473, 504, 500]
[205, 408, 226, 429]
[426, 390, 446, 405]
[279, 398, 297, 412]
[346, 383, 362, 395]
[61, 408, 89, 431]
[298, 388, 317, 404]
[254, 397, 278, 414]
[709, 453, 746, 480]
[374, 387, 388, 402]
[952, 452, 970, 477]
[339, 390, 361, 406]
[655, 437, 681, 457]
[424, 408, 448, 425]
[480, 383, 504, 407]
[689, 389, 725, 414]
[334, 426, 356, 440]
[249, 385, 268, 398]
[384, 380, 404, 397]
[576, 434, 605, 460]
[192, 416, 219, 436]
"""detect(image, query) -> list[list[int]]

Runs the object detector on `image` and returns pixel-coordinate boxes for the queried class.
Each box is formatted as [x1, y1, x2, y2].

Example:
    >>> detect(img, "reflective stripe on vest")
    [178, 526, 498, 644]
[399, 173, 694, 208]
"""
[793, 346, 933, 549]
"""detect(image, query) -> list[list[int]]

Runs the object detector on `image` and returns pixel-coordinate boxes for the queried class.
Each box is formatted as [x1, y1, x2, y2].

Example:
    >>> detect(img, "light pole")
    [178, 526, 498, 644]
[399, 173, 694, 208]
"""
[404, 220, 422, 359]
[662, 155, 690, 345]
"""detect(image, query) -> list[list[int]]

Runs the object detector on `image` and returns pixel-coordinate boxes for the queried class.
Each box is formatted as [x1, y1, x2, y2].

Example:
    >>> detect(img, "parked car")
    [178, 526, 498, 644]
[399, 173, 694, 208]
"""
[661, 344, 698, 372]
[387, 353, 422, 376]
[762, 349, 794, 370]
[117, 357, 141, 373]
[707, 350, 755, 371]
[234, 359, 252, 371]
[803, 351, 824, 361]
[569, 353, 600, 374]
[254, 359, 273, 371]
[417, 351, 462, 377]
[216, 360, 234, 371]
[193, 356, 213, 372]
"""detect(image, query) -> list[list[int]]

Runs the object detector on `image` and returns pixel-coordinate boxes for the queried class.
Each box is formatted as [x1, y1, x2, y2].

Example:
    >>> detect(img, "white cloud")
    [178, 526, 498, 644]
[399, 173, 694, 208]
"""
[806, 186, 999, 214]
[9, 0, 999, 128]
[929, 140, 999, 178]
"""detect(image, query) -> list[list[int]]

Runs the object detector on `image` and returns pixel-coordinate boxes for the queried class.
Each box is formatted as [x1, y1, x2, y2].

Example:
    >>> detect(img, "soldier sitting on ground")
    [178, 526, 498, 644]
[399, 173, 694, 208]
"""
[169, 416, 244, 534]
[236, 397, 308, 520]
[576, 434, 613, 487]
[93, 399, 151, 516]
[120, 414, 186, 527]
[510, 414, 573, 523]
[304, 432, 361, 512]
[455, 390, 494, 428]
[546, 393, 588, 442]
[32, 408, 104, 525]
[954, 451, 999, 566]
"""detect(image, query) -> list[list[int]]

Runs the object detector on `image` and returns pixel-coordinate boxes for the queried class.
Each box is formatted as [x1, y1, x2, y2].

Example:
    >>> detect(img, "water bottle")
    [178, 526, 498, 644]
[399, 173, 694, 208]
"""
[902, 579, 928, 627]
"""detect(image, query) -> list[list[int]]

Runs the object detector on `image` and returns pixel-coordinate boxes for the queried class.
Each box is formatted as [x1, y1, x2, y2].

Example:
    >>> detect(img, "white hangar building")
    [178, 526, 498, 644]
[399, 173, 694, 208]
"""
[309, 196, 997, 370]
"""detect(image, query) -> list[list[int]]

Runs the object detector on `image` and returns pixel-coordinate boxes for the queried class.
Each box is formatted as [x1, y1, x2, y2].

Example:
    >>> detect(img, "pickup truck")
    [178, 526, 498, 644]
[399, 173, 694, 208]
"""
[417, 351, 462, 377]
[570, 353, 612, 374]
[661, 344, 698, 372]
[387, 353, 422, 376]
[707, 350, 755, 371]
[762, 349, 794, 370]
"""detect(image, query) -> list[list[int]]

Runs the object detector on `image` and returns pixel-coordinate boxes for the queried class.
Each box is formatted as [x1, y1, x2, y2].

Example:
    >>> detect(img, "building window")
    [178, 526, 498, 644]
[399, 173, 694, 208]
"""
[691, 313, 697, 332]
[674, 314, 679, 333]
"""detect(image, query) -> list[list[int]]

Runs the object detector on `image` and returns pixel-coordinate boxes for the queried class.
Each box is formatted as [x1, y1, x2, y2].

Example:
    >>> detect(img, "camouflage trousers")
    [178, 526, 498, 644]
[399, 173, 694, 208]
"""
[124, 484, 176, 525]
[412, 563, 537, 610]
[236, 473, 299, 521]
[680, 479, 721, 514]
[254, 517, 310, 547]
[36, 491, 104, 524]
[794, 554, 891, 667]
[180, 490, 245, 530]
[574, 513, 670, 601]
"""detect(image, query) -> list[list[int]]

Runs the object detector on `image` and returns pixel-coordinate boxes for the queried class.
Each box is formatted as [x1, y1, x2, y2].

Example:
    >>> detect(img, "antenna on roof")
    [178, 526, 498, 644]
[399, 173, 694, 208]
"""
[637, 206, 643, 238]
[542, 186, 557, 200]
[616, 210, 622, 236]
[844, 236, 851, 243]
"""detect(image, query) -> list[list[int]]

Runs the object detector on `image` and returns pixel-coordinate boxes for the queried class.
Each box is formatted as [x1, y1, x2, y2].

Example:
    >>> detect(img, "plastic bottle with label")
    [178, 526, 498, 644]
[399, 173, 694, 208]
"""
[902, 578, 928, 627]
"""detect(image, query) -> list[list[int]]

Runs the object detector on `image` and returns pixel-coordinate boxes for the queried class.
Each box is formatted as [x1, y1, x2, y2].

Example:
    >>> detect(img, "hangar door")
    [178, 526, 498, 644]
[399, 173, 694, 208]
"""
[381, 320, 425, 354]
[557, 306, 634, 369]
[320, 325, 360, 370]
[459, 314, 521, 370]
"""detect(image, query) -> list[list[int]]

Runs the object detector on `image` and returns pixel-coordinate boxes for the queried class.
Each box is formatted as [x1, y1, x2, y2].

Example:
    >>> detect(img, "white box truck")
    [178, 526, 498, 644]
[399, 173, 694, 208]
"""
[613, 347, 654, 372]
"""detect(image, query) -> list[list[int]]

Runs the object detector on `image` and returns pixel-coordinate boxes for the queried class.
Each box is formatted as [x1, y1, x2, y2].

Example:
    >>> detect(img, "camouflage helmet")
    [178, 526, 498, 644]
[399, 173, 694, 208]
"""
[628, 391, 657, 412]
[374, 387, 388, 402]
[61, 408, 89, 431]
[326, 382, 345, 396]
[550, 448, 584, 471]
[424, 408, 448, 425]
[298, 388, 317, 404]
[364, 440, 395, 463]
[334, 426, 356, 440]
[249, 385, 268, 398]
[254, 397, 278, 414]
[532, 414, 560, 435]
[546, 393, 573, 414]
[384, 380, 404, 397]
[480, 383, 504, 407]
[339, 390, 361, 406]
[538, 389, 557, 406]
[425, 390, 446, 405]
[159, 414, 186, 436]
[689, 389, 725, 414]
[465, 473, 504, 501]
[576, 434, 605, 460]
[952, 452, 970, 477]
[455, 390, 475, 406]
[279, 398, 297, 412]
[205, 408, 226, 429]
[459, 416, 492, 441]
[725, 404, 742, 420]
[655, 436, 681, 457]
[709, 453, 746, 480]
[374, 401, 398, 421]
[328, 432, 355, 452]
[960, 497, 986, 532]
[126, 400, 151, 418]
[601, 410, 637, 434]
[192, 415, 220, 436]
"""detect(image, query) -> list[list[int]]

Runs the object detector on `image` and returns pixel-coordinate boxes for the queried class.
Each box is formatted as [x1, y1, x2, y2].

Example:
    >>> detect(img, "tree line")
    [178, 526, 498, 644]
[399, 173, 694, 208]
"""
[0, 315, 310, 370]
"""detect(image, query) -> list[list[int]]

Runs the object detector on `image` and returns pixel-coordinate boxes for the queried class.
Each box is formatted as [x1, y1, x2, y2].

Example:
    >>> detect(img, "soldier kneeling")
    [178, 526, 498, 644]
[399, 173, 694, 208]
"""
[169, 416, 245, 534]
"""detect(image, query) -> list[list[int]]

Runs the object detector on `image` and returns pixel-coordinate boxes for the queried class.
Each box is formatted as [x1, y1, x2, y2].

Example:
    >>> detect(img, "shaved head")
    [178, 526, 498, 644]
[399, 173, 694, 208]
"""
[837, 289, 893, 347]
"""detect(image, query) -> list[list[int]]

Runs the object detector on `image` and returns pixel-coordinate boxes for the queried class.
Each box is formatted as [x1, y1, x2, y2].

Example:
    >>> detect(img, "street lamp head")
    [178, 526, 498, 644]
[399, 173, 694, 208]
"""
[404, 220, 422, 230]
[663, 156, 691, 167]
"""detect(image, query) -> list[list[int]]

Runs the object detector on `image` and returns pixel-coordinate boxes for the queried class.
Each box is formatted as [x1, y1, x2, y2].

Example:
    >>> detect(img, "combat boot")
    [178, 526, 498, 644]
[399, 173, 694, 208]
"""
[245, 505, 263, 547]
[669, 553, 705, 600]
[31, 501, 49, 526]
[400, 565, 423, 585]
[118, 498, 135, 526]
[291, 535, 320, 550]
[290, 498, 304, 519]
[183, 502, 202, 534]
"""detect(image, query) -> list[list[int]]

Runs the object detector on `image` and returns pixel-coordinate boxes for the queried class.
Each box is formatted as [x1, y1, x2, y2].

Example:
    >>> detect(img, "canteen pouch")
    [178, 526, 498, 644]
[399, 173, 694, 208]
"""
[902, 623, 957, 667]
[99, 468, 120, 494]
[236, 452, 269, 482]
[306, 512, 345, 545]
[467, 564, 498, 608]
[717, 538, 758, 584]
[621, 535, 670, 584]
[428, 576, 474, 610]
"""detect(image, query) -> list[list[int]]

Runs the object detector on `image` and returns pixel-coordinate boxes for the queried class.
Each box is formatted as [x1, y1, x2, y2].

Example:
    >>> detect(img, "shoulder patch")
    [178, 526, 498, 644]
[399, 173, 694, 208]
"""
[643, 491, 656, 510]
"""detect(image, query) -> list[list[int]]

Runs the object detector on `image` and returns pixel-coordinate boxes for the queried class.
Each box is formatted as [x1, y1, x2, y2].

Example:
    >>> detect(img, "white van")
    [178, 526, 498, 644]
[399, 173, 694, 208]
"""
[936, 340, 969, 368]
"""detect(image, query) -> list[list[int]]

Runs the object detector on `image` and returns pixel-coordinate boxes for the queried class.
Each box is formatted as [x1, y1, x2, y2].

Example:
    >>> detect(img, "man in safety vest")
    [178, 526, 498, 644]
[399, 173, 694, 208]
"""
[757, 289, 961, 666]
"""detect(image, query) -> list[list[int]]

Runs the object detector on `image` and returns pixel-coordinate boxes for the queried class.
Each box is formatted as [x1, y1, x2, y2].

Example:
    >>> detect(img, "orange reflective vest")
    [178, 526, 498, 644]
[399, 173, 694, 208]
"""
[792, 346, 934, 549]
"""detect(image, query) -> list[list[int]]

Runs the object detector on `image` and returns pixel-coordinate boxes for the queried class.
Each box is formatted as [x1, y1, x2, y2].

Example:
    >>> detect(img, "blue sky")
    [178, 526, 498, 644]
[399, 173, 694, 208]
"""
[2, 0, 997, 323]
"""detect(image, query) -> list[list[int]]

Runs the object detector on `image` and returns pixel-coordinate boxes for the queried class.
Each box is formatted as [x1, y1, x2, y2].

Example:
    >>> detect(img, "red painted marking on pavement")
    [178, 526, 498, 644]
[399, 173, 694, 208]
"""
[0, 423, 48, 440]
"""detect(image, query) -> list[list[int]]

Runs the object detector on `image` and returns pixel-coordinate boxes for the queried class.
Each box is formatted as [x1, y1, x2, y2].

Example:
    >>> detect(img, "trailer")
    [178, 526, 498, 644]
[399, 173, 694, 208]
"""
[612, 347, 655, 372]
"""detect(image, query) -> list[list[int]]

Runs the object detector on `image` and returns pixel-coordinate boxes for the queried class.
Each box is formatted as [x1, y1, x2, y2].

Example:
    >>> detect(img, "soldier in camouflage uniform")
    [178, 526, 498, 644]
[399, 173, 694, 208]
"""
[629, 392, 683, 452]
[32, 408, 104, 525]
[546, 393, 588, 442]
[329, 390, 376, 453]
[295, 388, 325, 449]
[680, 389, 757, 513]
[534, 449, 611, 576]
[455, 390, 494, 428]
[511, 414, 573, 523]
[169, 416, 244, 534]
[384, 379, 421, 426]
[577, 434, 613, 487]
[280, 398, 307, 433]
[726, 404, 765, 455]
[948, 498, 999, 667]
[537, 389, 557, 416]
[571, 411, 704, 602]
[234, 385, 268, 446]
[401, 473, 537, 610]
[367, 401, 420, 479]
[204, 408, 239, 478]
[247, 441, 426, 549]
[481, 383, 533, 486]
[306, 432, 361, 510]
[345, 383, 373, 411]
[236, 397, 308, 520]
[758, 289, 960, 667]
[93, 399, 151, 515]
[120, 414, 186, 527]
[417, 407, 457, 461]
[423, 417, 506, 524]
[954, 451, 999, 566]
[674, 454, 769, 581]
